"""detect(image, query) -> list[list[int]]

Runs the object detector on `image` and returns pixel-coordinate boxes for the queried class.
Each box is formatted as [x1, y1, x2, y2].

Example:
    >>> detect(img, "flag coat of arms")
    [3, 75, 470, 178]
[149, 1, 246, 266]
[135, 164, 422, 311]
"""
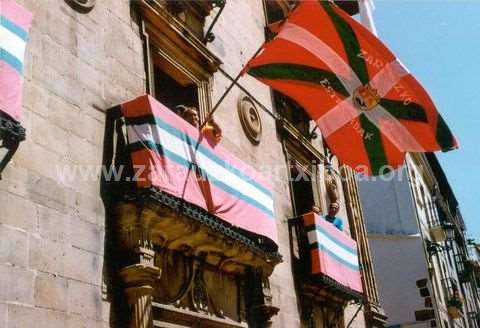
[0, 0, 33, 121]
[246, 0, 457, 175]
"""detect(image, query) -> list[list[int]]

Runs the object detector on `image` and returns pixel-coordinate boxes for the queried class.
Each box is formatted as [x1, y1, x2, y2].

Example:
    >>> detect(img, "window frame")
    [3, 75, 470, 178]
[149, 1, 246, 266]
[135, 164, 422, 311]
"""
[285, 139, 324, 217]
[136, 0, 222, 122]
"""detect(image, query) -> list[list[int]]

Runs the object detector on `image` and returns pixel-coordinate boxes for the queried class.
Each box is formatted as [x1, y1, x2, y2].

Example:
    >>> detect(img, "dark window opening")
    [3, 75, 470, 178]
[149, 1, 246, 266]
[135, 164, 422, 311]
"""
[275, 92, 312, 138]
[263, 0, 296, 40]
[152, 52, 199, 111]
[290, 165, 315, 216]
[264, 0, 293, 24]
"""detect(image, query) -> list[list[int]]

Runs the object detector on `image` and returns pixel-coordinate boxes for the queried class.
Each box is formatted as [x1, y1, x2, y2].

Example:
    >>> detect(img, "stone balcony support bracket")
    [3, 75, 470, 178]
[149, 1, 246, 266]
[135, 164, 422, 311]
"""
[120, 264, 161, 328]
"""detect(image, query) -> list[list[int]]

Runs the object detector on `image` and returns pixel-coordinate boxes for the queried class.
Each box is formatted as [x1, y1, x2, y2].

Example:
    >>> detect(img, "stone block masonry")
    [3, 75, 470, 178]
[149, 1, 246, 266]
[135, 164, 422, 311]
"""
[0, 0, 144, 327]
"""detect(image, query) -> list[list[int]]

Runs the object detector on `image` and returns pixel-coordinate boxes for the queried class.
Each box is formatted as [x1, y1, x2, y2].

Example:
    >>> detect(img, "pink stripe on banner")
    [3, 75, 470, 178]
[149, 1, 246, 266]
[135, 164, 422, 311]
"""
[0, 0, 32, 121]
[121, 95, 273, 191]
[130, 147, 278, 243]
[311, 249, 363, 293]
[304, 212, 357, 251]
[0, 61, 22, 120]
[209, 178, 278, 244]
[131, 148, 208, 211]
[1, 0, 33, 31]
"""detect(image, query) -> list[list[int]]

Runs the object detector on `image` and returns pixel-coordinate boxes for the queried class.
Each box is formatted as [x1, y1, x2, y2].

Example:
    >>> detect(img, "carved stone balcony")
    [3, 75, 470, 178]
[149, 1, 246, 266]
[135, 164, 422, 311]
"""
[114, 189, 280, 275]
[102, 95, 281, 328]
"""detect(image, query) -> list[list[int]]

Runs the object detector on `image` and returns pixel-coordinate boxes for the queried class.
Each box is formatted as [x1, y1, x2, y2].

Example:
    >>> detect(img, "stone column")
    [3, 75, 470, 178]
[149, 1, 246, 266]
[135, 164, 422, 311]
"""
[120, 256, 160, 328]
[116, 204, 161, 328]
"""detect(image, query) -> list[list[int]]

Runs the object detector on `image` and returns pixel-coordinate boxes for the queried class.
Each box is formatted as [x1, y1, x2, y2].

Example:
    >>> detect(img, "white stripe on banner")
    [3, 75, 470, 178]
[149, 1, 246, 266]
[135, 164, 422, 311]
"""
[0, 25, 26, 63]
[307, 230, 359, 267]
[128, 124, 275, 212]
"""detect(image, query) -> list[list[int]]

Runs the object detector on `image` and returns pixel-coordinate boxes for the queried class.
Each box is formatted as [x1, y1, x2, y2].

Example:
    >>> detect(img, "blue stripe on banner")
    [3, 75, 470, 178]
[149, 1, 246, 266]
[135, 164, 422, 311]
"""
[316, 243, 360, 271]
[128, 140, 275, 219]
[0, 49, 23, 73]
[126, 115, 273, 198]
[156, 116, 273, 198]
[308, 223, 357, 255]
[1, 16, 28, 40]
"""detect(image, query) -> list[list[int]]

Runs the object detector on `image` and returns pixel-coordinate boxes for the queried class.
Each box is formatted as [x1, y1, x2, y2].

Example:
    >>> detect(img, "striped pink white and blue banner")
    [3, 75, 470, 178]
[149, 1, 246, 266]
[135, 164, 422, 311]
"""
[303, 212, 363, 293]
[0, 0, 32, 120]
[121, 95, 278, 244]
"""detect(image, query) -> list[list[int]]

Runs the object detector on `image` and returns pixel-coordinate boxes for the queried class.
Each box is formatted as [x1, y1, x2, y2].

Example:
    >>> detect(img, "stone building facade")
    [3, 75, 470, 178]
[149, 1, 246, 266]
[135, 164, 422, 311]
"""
[0, 0, 384, 327]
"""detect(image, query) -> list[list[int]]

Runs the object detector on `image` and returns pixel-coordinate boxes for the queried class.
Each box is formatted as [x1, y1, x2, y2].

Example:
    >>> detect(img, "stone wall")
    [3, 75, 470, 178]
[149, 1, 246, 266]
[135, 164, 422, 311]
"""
[208, 1, 300, 326]
[0, 1, 143, 327]
[0, 1, 365, 327]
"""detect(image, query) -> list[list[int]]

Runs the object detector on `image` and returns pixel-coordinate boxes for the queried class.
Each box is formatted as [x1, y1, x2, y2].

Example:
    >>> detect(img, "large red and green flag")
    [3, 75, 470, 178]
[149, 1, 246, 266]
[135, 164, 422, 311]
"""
[245, 0, 457, 175]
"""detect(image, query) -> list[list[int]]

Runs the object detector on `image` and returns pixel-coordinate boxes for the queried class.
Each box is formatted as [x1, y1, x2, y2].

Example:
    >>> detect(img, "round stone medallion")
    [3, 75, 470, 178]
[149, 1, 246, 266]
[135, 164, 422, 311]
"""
[238, 95, 262, 145]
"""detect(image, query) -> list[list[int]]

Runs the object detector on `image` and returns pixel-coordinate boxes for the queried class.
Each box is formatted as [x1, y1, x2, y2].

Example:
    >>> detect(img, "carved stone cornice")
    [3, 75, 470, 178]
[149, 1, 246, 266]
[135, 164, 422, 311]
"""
[134, 0, 222, 80]
[120, 263, 161, 292]
[278, 117, 325, 164]
[114, 189, 281, 276]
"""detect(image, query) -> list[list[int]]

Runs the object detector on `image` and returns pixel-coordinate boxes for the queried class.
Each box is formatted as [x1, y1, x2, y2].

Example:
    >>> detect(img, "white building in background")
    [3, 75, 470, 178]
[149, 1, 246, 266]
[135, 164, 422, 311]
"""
[355, 4, 480, 327]
[358, 153, 480, 328]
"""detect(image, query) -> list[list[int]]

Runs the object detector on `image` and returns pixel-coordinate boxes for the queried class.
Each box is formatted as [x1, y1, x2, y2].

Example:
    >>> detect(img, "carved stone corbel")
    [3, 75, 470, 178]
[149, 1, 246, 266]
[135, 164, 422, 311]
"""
[300, 297, 314, 326]
[116, 203, 161, 328]
[246, 268, 279, 328]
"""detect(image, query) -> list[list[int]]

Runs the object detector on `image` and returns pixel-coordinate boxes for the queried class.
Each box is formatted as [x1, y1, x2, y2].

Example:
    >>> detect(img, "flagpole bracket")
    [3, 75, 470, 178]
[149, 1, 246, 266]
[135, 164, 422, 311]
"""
[204, 0, 226, 43]
[64, 0, 96, 14]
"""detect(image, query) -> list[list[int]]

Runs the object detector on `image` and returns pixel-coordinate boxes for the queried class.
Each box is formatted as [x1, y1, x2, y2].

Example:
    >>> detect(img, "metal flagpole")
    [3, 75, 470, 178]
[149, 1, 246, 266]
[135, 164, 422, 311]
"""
[181, 44, 267, 201]
[346, 301, 364, 328]
[216, 66, 278, 121]
[199, 44, 265, 129]
[359, 0, 378, 36]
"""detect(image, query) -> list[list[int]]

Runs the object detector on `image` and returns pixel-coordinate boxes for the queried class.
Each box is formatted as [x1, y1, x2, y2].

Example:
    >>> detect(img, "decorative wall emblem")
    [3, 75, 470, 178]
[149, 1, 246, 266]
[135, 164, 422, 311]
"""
[64, 0, 95, 13]
[238, 95, 262, 145]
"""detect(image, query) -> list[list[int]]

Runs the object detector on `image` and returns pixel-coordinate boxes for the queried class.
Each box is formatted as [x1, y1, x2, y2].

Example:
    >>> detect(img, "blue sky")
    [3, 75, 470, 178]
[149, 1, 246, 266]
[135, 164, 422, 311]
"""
[371, 1, 480, 239]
